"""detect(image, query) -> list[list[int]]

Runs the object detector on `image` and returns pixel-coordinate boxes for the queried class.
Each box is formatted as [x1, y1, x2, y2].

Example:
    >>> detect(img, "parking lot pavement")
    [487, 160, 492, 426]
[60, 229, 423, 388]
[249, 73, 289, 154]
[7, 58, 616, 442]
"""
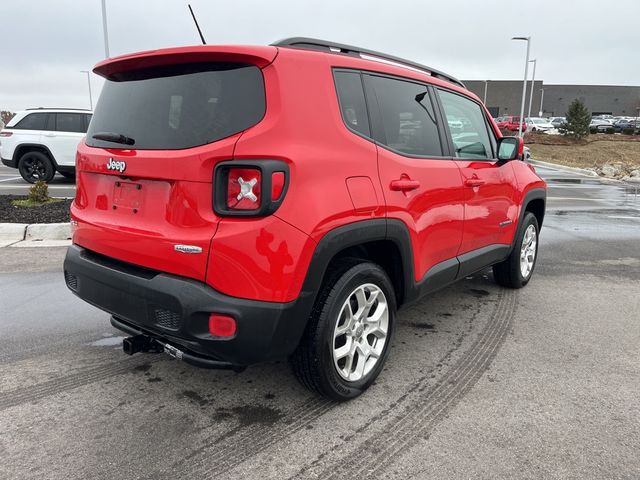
[0, 166, 638, 479]
[0, 164, 76, 197]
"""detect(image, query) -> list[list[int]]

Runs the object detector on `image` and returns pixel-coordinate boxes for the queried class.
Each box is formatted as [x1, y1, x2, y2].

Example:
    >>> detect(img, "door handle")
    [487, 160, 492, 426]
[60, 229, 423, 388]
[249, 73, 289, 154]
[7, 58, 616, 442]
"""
[390, 178, 420, 192]
[44, 133, 56, 137]
[464, 178, 485, 187]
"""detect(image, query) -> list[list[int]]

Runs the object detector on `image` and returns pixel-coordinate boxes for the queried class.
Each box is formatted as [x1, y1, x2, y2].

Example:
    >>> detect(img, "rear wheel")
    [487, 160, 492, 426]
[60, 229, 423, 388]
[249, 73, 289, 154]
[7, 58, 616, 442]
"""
[291, 260, 396, 400]
[18, 151, 55, 183]
[493, 212, 539, 288]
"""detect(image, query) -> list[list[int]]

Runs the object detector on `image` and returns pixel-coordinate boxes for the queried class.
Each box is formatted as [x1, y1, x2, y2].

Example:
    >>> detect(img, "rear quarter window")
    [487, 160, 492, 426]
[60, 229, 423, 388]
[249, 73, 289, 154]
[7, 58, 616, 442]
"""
[13, 113, 48, 131]
[334, 70, 371, 138]
[86, 63, 265, 150]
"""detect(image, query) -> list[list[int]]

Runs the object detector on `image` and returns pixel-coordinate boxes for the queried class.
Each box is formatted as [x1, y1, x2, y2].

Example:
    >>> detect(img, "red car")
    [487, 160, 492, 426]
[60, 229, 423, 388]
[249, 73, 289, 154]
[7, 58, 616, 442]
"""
[499, 115, 527, 132]
[64, 38, 546, 400]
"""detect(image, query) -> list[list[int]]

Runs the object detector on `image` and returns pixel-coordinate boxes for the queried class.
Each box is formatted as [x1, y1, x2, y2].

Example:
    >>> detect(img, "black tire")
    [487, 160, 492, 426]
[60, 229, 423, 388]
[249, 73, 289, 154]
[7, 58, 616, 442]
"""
[18, 151, 55, 183]
[493, 212, 539, 288]
[291, 260, 396, 401]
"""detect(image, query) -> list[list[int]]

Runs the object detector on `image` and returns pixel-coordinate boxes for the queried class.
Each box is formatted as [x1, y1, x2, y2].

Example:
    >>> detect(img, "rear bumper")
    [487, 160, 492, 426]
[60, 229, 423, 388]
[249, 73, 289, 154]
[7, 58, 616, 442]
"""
[1, 157, 17, 168]
[64, 244, 313, 366]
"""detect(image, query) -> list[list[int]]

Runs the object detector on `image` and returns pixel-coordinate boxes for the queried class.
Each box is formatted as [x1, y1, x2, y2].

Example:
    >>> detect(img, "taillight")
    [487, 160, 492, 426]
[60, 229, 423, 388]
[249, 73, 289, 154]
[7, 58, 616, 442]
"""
[226, 168, 262, 210]
[0, 131, 13, 137]
[213, 160, 289, 217]
[271, 171, 285, 201]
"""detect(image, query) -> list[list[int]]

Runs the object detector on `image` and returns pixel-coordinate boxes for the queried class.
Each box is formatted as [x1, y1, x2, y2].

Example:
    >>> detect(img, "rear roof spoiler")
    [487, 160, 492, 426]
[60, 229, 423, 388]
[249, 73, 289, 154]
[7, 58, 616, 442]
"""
[93, 45, 278, 79]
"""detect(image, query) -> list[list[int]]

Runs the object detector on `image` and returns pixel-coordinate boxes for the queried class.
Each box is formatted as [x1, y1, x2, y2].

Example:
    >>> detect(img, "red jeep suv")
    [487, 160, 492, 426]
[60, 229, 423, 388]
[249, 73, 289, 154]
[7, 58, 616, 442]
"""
[64, 38, 546, 400]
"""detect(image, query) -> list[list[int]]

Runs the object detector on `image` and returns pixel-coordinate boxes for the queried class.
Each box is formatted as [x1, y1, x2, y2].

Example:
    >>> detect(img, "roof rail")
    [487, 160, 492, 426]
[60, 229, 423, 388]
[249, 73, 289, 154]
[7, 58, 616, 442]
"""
[25, 107, 92, 111]
[271, 37, 465, 89]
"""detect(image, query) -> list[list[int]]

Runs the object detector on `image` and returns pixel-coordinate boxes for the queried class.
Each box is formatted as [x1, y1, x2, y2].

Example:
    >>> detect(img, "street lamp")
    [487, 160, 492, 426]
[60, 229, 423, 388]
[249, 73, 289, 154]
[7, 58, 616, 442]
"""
[512, 36, 531, 137]
[80, 70, 93, 110]
[539, 88, 545, 117]
[527, 59, 537, 122]
[101, 0, 110, 58]
[483, 80, 488, 105]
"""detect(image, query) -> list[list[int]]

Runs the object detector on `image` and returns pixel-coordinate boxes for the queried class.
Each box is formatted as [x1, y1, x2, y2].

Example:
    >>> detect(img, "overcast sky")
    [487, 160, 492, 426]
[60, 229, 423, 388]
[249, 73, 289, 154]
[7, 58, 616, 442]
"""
[1, 0, 639, 112]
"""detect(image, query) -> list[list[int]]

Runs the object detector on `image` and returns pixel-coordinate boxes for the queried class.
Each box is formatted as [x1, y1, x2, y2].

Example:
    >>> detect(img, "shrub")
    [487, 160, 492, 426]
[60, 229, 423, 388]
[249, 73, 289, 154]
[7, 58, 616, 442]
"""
[28, 180, 50, 203]
[622, 128, 635, 135]
[559, 99, 591, 138]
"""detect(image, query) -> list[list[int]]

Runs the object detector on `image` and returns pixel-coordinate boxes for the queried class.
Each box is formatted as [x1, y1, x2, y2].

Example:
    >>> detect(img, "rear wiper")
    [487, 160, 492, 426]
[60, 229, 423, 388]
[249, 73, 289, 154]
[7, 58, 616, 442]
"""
[91, 132, 135, 146]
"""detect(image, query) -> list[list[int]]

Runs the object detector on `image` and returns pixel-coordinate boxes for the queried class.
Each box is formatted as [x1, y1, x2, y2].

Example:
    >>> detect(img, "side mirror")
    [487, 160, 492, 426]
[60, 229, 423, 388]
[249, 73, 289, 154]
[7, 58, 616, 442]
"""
[497, 136, 523, 161]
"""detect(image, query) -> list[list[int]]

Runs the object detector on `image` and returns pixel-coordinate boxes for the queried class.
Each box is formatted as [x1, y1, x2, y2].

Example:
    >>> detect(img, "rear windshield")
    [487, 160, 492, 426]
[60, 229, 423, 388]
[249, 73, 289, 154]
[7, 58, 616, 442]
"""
[86, 62, 265, 150]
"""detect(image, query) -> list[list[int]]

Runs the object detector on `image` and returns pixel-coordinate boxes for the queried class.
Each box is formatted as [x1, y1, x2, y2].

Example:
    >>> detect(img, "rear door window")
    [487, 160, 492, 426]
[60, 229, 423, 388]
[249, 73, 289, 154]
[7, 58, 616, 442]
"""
[55, 113, 86, 133]
[14, 113, 48, 130]
[86, 62, 265, 150]
[438, 89, 493, 160]
[334, 70, 370, 137]
[365, 74, 443, 157]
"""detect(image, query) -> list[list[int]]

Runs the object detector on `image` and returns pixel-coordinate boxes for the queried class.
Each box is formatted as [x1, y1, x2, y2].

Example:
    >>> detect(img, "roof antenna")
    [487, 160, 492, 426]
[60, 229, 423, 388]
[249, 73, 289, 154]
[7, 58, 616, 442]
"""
[188, 4, 206, 44]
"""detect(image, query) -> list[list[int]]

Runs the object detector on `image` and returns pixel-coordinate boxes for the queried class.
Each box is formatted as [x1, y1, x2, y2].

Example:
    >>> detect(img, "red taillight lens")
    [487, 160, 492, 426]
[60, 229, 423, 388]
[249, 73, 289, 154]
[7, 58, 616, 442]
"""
[0, 131, 13, 137]
[214, 161, 289, 217]
[227, 168, 261, 210]
[208, 314, 237, 337]
[271, 171, 285, 200]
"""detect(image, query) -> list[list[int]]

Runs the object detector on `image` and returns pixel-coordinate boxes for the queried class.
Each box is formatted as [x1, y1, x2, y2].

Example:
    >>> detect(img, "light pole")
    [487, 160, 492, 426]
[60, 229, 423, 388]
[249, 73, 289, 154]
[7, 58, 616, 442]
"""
[101, 0, 110, 58]
[80, 70, 93, 110]
[539, 88, 545, 116]
[527, 59, 537, 122]
[512, 36, 531, 137]
[483, 80, 488, 105]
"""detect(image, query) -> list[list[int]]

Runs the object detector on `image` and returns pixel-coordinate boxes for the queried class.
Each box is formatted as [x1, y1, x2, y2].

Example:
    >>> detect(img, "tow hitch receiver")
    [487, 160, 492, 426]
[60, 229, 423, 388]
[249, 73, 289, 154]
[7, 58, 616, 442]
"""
[117, 326, 244, 372]
[122, 334, 162, 355]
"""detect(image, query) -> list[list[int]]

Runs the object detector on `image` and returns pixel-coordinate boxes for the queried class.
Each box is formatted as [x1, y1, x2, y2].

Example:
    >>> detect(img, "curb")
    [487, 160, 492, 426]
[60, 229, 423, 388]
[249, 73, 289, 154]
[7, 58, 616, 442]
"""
[0, 222, 71, 248]
[527, 159, 599, 178]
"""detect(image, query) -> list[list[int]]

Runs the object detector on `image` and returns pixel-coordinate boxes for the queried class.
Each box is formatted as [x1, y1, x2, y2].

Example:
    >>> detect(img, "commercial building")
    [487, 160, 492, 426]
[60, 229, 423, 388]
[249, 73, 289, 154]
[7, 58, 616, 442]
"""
[463, 80, 640, 118]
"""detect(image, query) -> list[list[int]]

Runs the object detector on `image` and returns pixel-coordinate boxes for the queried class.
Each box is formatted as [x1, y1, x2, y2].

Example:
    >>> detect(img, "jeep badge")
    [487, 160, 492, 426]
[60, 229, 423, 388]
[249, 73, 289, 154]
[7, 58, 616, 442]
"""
[106, 158, 126, 173]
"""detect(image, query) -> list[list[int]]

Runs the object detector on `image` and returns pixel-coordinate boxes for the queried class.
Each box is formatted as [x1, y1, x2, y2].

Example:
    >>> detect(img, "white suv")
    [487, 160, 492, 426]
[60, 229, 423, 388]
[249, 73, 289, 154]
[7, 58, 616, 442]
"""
[0, 108, 92, 183]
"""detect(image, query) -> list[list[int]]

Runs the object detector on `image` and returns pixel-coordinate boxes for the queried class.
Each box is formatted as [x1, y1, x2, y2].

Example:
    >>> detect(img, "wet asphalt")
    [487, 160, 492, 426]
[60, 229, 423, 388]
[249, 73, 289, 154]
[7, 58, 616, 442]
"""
[0, 165, 638, 480]
[0, 164, 76, 198]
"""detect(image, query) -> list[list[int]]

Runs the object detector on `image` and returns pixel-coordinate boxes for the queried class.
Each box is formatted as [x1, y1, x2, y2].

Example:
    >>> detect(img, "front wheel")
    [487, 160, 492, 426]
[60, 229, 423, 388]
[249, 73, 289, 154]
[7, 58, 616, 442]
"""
[291, 261, 396, 400]
[493, 212, 539, 288]
[18, 151, 55, 183]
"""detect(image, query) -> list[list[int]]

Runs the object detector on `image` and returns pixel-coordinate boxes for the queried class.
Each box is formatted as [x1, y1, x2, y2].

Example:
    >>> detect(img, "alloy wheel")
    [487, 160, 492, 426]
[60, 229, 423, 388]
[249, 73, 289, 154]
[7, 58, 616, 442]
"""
[520, 224, 537, 278]
[332, 283, 389, 382]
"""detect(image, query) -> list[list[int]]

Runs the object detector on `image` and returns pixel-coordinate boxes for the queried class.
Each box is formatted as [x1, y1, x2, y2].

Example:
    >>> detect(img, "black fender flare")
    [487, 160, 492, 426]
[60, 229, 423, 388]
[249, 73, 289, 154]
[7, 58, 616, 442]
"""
[509, 187, 546, 254]
[518, 187, 546, 228]
[13, 143, 59, 168]
[297, 218, 416, 310]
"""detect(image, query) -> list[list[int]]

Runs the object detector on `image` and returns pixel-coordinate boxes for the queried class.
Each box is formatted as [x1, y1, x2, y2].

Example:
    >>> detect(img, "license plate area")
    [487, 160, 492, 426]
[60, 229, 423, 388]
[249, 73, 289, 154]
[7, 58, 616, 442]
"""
[113, 181, 143, 211]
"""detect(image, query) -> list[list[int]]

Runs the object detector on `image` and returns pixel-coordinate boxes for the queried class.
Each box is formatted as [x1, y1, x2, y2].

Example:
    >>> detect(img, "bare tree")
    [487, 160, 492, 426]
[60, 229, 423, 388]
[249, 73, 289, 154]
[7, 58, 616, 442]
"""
[1, 110, 16, 126]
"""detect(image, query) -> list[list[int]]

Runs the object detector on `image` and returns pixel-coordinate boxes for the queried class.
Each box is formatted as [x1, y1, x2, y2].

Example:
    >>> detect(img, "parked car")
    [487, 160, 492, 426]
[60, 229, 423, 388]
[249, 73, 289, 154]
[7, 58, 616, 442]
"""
[526, 117, 555, 132]
[613, 118, 639, 131]
[63, 38, 547, 400]
[590, 118, 615, 133]
[549, 117, 566, 128]
[501, 115, 527, 131]
[495, 116, 509, 129]
[0, 108, 92, 182]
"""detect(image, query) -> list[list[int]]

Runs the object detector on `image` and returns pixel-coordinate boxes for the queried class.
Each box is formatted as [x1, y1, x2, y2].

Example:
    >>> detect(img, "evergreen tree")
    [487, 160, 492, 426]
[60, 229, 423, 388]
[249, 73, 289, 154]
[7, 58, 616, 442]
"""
[560, 99, 591, 138]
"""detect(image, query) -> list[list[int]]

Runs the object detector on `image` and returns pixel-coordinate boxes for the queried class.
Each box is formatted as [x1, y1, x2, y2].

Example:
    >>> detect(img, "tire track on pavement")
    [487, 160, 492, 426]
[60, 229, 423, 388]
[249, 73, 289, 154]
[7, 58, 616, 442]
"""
[303, 288, 517, 479]
[0, 357, 158, 411]
[149, 396, 335, 480]
[163, 298, 480, 479]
